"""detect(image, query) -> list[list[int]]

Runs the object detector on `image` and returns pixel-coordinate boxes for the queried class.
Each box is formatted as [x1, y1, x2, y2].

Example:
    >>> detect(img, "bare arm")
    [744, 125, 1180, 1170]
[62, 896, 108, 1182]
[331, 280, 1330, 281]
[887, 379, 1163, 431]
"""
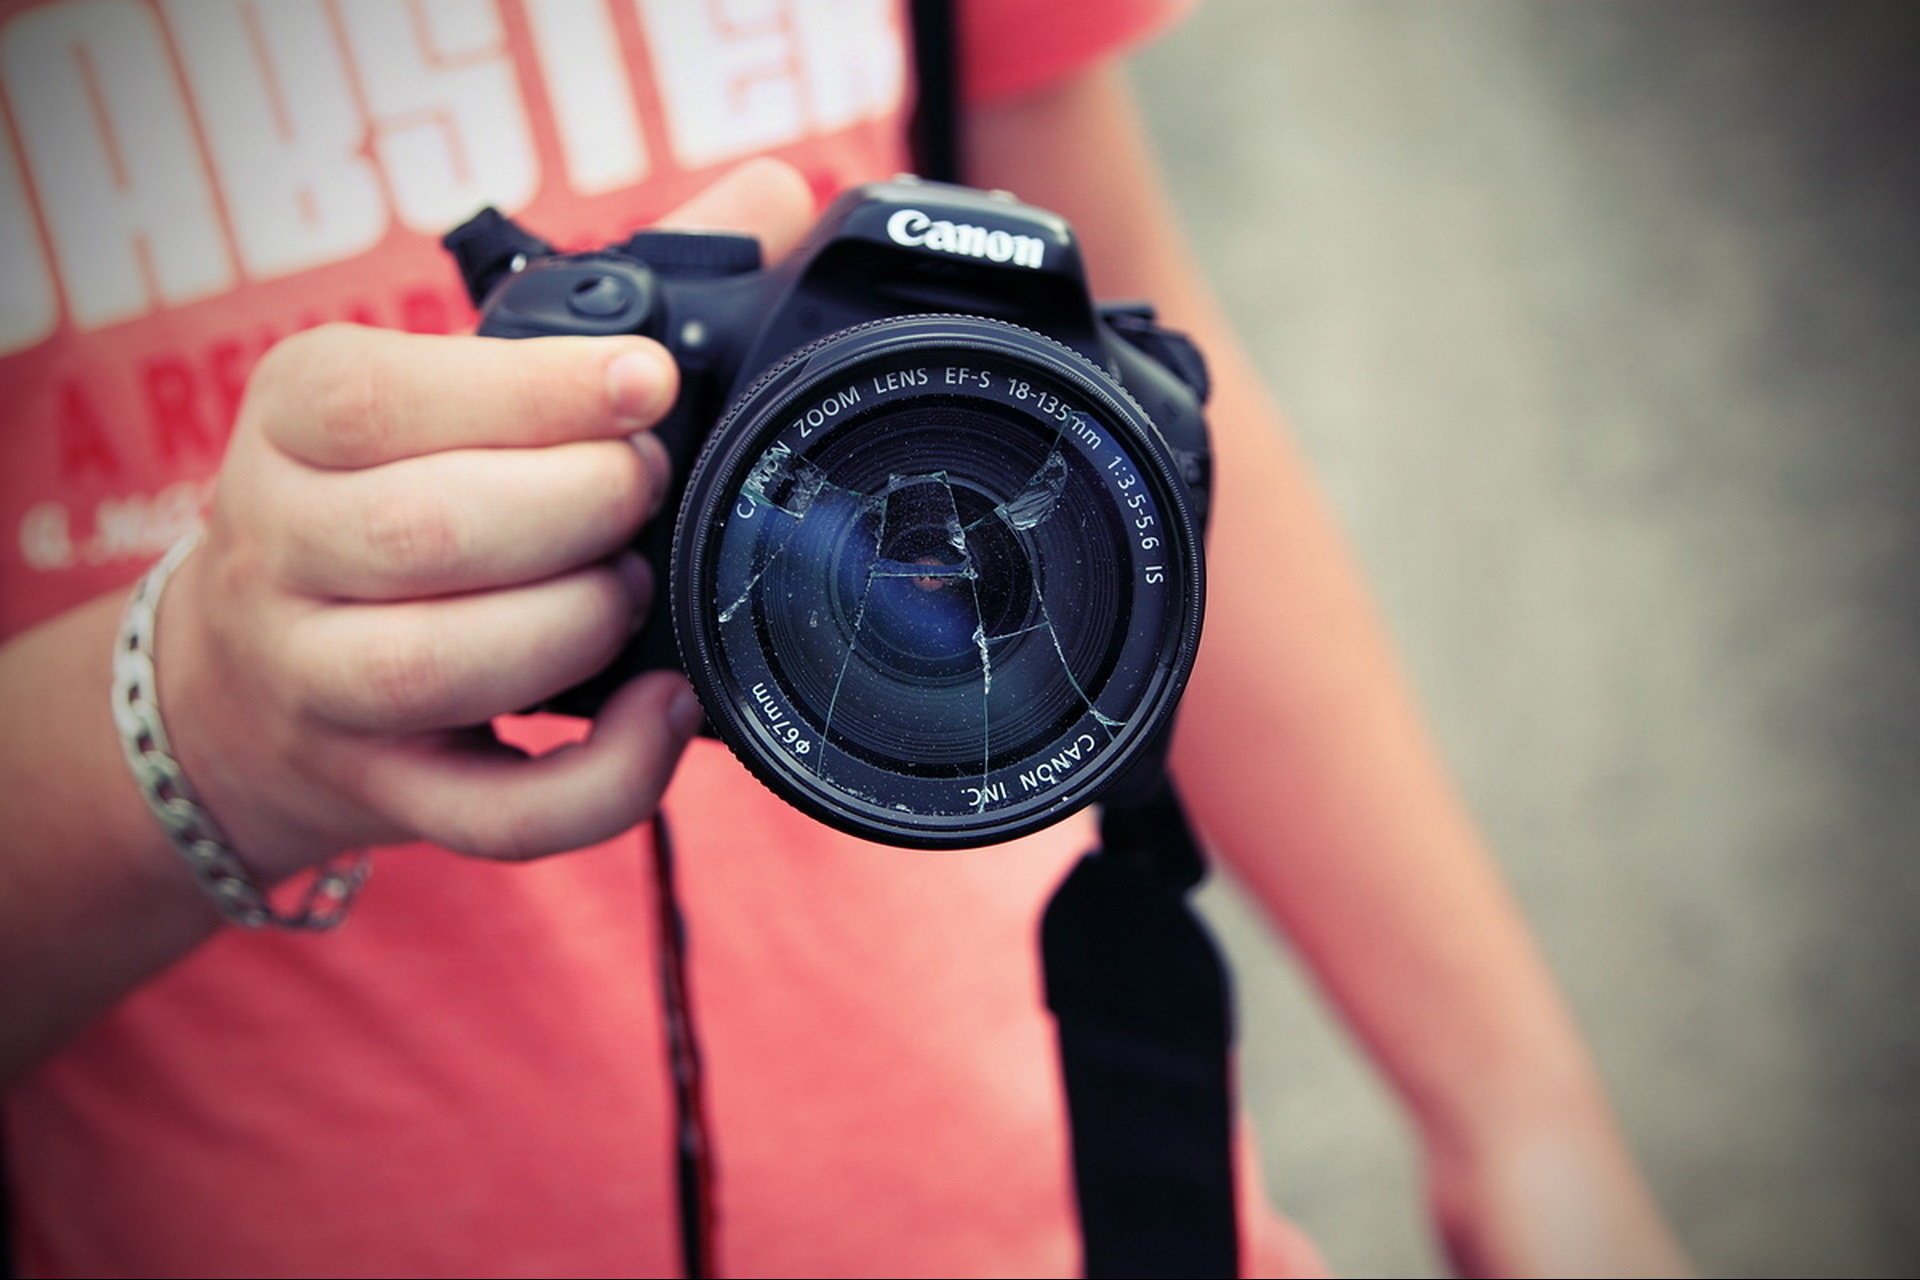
[0, 592, 224, 1070]
[969, 67, 1689, 1276]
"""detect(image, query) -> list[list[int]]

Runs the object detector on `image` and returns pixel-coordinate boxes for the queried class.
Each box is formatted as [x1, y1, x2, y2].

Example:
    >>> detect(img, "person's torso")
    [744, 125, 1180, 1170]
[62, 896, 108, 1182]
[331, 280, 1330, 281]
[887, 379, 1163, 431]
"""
[0, 4, 1323, 1275]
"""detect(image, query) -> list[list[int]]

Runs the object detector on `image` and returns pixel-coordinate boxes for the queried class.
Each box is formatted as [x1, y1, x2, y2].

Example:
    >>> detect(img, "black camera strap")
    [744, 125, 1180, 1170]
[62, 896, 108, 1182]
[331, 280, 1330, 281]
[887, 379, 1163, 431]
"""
[647, 780, 1240, 1280]
[907, 0, 962, 183]
[649, 810, 717, 1280]
[1044, 780, 1241, 1279]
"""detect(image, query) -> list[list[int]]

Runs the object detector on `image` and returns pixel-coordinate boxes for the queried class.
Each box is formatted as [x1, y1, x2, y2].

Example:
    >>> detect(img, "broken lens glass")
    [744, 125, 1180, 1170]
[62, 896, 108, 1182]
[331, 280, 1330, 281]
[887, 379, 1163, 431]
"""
[682, 332, 1199, 847]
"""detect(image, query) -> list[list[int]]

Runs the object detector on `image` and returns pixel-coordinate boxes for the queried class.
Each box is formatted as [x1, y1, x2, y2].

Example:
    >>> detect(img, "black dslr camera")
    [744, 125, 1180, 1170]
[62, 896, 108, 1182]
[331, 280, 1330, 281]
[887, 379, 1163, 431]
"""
[445, 180, 1211, 849]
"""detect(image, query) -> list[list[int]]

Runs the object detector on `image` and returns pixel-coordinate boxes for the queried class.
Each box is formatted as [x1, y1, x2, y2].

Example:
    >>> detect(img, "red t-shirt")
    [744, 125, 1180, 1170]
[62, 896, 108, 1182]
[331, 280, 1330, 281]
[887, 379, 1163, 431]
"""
[0, 1, 1324, 1274]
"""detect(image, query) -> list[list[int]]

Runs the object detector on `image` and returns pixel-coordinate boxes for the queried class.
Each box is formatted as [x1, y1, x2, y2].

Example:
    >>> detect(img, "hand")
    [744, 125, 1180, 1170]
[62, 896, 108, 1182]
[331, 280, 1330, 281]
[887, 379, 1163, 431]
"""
[157, 159, 816, 876]
[1425, 1110, 1694, 1278]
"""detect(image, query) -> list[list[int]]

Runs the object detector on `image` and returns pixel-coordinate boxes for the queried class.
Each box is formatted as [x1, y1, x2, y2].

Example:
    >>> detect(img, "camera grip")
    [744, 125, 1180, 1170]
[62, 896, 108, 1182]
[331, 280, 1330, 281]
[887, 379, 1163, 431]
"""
[470, 257, 696, 715]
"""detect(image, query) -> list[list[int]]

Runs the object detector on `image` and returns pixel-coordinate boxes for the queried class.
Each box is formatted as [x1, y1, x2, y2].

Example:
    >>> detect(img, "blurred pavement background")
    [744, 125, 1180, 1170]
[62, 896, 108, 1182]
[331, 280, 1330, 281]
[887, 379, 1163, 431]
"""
[1127, 3, 1920, 1275]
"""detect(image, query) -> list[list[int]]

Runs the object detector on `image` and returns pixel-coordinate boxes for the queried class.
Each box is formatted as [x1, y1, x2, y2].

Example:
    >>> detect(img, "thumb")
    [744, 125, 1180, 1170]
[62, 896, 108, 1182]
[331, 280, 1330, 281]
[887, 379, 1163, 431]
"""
[655, 157, 818, 263]
[361, 670, 703, 860]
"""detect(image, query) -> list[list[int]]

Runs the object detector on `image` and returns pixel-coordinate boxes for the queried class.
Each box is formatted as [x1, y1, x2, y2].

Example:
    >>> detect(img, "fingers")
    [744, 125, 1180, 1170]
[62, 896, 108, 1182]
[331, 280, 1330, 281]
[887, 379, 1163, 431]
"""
[256, 324, 679, 469]
[360, 671, 703, 859]
[279, 438, 668, 600]
[255, 160, 813, 471]
[288, 555, 651, 732]
[203, 159, 814, 867]
[656, 156, 816, 262]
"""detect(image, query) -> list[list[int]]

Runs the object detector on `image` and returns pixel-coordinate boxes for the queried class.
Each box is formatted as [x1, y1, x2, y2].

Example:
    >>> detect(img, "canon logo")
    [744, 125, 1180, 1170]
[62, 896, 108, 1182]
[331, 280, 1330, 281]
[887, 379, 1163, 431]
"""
[885, 209, 1046, 269]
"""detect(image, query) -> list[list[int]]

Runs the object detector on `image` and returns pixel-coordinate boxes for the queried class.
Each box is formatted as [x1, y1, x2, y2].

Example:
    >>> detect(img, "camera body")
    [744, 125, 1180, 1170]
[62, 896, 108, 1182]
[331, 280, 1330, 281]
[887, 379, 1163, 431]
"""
[446, 179, 1212, 848]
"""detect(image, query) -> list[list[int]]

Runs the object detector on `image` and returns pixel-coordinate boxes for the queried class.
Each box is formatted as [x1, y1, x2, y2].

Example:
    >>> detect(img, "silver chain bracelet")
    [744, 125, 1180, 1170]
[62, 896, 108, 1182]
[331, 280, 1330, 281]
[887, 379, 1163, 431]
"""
[113, 528, 370, 930]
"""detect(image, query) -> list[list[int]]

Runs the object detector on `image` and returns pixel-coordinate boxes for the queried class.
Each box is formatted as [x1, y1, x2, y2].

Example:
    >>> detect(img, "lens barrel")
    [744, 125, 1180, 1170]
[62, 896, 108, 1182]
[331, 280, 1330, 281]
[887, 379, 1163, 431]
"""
[671, 316, 1204, 848]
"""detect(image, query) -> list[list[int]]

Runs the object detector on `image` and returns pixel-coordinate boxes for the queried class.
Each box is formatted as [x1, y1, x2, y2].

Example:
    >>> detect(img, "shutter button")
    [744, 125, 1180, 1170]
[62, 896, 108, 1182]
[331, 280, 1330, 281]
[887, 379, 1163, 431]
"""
[568, 275, 632, 318]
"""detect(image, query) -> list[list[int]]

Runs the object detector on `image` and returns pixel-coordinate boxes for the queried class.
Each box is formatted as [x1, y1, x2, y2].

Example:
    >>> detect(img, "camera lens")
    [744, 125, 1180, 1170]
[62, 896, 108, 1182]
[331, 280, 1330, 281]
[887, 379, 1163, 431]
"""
[672, 317, 1203, 848]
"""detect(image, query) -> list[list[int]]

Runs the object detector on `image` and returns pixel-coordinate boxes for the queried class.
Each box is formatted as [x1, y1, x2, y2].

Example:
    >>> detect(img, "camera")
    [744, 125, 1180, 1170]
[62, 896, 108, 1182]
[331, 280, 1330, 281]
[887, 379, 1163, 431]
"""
[445, 179, 1212, 850]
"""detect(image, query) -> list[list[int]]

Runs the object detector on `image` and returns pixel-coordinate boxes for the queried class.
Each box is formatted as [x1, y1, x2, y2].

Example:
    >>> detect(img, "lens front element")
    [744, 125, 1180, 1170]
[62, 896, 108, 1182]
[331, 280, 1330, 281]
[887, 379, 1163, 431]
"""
[675, 318, 1203, 848]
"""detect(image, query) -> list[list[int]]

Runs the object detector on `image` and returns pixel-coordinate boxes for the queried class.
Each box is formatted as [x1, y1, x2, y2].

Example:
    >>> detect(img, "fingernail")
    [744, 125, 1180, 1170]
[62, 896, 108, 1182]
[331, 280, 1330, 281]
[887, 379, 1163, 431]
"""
[613, 549, 651, 598]
[607, 346, 675, 425]
[613, 552, 652, 634]
[630, 431, 671, 518]
[668, 686, 705, 738]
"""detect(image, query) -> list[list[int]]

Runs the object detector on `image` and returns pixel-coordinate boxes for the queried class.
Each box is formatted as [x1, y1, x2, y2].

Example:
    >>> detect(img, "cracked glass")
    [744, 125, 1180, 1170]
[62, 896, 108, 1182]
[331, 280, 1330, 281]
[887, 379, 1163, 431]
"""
[700, 348, 1183, 830]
